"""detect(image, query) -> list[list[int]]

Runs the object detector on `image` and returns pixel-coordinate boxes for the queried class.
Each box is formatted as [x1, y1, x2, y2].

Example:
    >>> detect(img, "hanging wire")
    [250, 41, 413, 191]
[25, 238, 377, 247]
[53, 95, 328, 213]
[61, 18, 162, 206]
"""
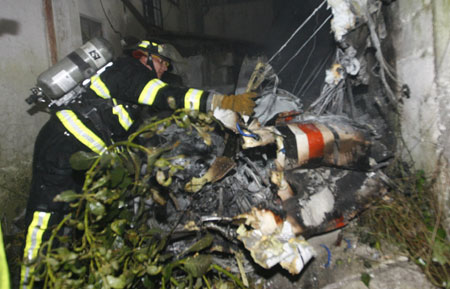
[296, 50, 333, 96]
[277, 13, 332, 75]
[292, 36, 317, 93]
[291, 12, 320, 93]
[100, 0, 123, 38]
[267, 0, 328, 64]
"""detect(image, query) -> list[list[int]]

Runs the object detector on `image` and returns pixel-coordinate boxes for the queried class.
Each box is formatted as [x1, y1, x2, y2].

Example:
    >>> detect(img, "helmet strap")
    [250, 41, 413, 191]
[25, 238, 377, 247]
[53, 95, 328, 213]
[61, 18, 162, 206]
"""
[147, 55, 156, 72]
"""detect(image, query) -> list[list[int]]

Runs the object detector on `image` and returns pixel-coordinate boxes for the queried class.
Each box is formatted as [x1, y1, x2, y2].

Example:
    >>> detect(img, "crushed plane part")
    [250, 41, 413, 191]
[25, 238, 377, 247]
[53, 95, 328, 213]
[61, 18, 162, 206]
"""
[274, 115, 371, 171]
[309, 46, 366, 115]
[253, 87, 303, 126]
[145, 122, 226, 184]
[235, 56, 268, 95]
[327, 0, 356, 42]
[213, 107, 239, 133]
[338, 46, 360, 76]
[270, 170, 295, 201]
[325, 63, 346, 85]
[236, 208, 315, 275]
[246, 61, 274, 93]
[185, 156, 236, 193]
[241, 120, 277, 149]
[282, 168, 386, 237]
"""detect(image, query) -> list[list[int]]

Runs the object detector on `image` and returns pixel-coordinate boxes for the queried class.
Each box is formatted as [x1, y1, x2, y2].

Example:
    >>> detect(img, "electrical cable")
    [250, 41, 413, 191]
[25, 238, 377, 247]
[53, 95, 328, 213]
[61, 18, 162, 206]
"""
[236, 123, 258, 139]
[268, 0, 327, 64]
[320, 244, 332, 268]
[344, 238, 352, 249]
[277, 14, 332, 75]
[100, 0, 123, 38]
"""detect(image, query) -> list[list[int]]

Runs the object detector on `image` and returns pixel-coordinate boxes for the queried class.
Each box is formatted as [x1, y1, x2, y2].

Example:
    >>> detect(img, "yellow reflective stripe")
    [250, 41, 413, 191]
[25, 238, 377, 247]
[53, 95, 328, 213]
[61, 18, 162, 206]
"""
[139, 40, 150, 48]
[184, 88, 203, 111]
[112, 98, 133, 131]
[0, 224, 10, 289]
[56, 110, 107, 155]
[20, 211, 51, 289]
[138, 79, 167, 105]
[90, 75, 111, 99]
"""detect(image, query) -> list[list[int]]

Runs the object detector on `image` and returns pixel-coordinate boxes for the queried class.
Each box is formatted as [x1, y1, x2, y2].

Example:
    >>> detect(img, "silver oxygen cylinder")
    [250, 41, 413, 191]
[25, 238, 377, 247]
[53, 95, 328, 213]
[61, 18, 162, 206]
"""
[36, 37, 114, 99]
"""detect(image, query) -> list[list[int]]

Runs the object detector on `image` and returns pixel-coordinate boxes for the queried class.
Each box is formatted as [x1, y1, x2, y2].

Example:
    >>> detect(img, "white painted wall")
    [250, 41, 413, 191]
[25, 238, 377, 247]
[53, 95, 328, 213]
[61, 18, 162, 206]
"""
[388, 0, 450, 233]
[0, 0, 51, 163]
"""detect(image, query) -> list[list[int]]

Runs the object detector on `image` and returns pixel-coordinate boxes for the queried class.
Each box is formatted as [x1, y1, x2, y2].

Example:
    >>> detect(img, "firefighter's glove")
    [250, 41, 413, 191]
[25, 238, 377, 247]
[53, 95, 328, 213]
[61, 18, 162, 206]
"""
[220, 92, 257, 116]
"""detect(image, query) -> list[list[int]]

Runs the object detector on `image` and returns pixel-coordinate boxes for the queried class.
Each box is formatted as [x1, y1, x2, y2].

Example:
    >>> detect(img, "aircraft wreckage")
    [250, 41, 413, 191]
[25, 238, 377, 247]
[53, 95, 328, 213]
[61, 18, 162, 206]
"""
[28, 0, 399, 287]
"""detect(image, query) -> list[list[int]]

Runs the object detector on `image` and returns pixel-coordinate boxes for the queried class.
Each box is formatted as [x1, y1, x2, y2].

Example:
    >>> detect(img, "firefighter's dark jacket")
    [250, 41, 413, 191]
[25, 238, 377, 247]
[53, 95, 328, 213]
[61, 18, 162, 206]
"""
[57, 55, 211, 154]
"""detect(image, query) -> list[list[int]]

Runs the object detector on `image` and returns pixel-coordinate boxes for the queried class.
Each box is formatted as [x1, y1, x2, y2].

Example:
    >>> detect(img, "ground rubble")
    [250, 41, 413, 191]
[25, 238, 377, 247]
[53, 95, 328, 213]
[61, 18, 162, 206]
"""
[258, 225, 437, 289]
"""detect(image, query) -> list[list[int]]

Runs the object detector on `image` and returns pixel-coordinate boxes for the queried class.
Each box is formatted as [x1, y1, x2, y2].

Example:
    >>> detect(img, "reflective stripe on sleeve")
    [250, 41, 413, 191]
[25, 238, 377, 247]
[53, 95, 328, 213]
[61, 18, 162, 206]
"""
[20, 211, 51, 289]
[0, 224, 10, 289]
[90, 75, 111, 99]
[184, 88, 203, 111]
[138, 79, 167, 105]
[112, 98, 133, 131]
[56, 110, 107, 155]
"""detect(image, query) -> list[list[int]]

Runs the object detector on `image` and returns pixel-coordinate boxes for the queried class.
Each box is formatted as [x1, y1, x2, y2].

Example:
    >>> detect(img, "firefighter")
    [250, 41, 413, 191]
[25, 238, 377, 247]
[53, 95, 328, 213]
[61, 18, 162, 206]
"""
[20, 39, 256, 288]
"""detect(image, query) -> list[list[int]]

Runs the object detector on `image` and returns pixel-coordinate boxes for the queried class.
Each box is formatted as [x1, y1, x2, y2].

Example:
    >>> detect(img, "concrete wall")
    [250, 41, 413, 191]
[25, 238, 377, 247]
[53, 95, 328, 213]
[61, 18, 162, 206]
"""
[78, 0, 146, 57]
[0, 0, 51, 231]
[203, 1, 273, 44]
[162, 1, 193, 34]
[387, 0, 450, 233]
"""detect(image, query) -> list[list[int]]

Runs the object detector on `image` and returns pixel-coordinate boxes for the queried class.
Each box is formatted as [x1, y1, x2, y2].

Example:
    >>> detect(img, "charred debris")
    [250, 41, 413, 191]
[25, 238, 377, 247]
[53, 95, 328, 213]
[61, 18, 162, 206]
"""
[34, 0, 404, 287]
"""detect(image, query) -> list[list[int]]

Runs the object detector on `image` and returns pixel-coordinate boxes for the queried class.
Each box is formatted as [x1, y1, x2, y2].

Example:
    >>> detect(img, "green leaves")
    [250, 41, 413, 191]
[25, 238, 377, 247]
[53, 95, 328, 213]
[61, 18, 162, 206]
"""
[182, 234, 214, 256]
[110, 166, 126, 188]
[183, 255, 213, 278]
[55, 247, 78, 261]
[106, 273, 132, 289]
[88, 200, 105, 217]
[70, 151, 98, 170]
[360, 272, 371, 288]
[111, 219, 127, 236]
[146, 265, 162, 275]
[54, 190, 80, 203]
[431, 238, 450, 266]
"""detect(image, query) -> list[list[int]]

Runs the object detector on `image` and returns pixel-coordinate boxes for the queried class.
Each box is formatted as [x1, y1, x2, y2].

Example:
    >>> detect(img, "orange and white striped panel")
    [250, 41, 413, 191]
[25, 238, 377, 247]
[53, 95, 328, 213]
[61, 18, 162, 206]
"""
[278, 122, 338, 167]
[286, 123, 310, 165]
[313, 123, 336, 163]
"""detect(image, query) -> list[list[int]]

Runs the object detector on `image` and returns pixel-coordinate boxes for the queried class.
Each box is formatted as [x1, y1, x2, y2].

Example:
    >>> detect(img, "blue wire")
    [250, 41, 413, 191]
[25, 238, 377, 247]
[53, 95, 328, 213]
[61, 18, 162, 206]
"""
[236, 123, 258, 139]
[320, 244, 331, 268]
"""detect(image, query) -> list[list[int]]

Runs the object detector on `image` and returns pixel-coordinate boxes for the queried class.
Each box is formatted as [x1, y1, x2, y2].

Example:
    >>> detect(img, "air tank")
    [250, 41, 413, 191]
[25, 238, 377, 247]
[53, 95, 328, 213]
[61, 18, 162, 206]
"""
[36, 37, 114, 99]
